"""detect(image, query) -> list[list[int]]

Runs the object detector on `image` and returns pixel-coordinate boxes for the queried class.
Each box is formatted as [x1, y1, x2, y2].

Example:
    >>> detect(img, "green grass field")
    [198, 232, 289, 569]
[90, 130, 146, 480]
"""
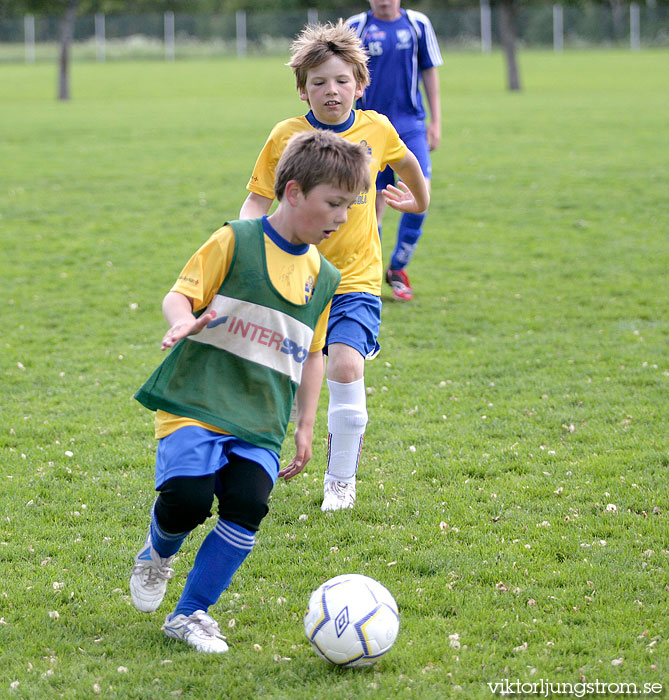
[1, 49, 667, 699]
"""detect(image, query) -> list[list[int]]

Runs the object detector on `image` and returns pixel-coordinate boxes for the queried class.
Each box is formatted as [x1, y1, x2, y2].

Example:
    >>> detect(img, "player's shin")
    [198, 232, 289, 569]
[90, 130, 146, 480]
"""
[325, 377, 367, 483]
[390, 212, 425, 269]
[171, 519, 255, 617]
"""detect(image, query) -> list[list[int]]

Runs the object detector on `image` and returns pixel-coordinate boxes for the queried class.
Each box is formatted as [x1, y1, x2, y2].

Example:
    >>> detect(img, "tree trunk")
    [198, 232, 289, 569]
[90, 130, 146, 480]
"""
[609, 0, 625, 40]
[498, 0, 521, 91]
[58, 0, 79, 101]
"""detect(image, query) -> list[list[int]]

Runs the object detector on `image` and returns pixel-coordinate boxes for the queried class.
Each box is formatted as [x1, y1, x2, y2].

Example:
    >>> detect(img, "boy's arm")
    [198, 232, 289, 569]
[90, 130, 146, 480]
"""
[241, 128, 283, 218]
[422, 66, 442, 151]
[385, 150, 430, 214]
[239, 192, 273, 219]
[160, 291, 216, 351]
[278, 350, 325, 480]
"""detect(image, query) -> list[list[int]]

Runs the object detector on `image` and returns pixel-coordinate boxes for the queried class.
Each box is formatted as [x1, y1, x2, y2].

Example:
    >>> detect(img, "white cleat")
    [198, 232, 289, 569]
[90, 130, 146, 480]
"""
[130, 544, 174, 613]
[321, 480, 356, 511]
[162, 610, 229, 653]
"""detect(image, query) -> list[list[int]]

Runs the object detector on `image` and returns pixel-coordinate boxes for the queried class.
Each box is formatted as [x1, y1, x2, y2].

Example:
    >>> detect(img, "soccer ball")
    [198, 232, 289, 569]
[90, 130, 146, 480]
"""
[304, 574, 400, 667]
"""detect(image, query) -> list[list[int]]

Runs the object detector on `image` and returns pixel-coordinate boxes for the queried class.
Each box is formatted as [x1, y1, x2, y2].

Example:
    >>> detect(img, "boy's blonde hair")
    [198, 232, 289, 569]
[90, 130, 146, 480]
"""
[287, 20, 370, 92]
[274, 130, 370, 201]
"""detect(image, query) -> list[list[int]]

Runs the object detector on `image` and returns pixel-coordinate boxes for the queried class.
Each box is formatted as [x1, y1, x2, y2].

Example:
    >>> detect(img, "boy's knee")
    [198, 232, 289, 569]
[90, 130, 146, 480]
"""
[155, 476, 214, 533]
[217, 461, 274, 532]
[218, 492, 269, 533]
[327, 344, 365, 383]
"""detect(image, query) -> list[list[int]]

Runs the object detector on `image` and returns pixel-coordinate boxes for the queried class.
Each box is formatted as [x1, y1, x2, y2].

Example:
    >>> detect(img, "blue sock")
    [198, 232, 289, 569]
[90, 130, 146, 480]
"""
[149, 506, 190, 559]
[390, 212, 425, 270]
[172, 519, 255, 618]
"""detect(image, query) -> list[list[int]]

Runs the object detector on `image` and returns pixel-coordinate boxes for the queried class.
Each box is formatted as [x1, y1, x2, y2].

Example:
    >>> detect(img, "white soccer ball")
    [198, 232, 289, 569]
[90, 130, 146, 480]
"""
[304, 573, 400, 667]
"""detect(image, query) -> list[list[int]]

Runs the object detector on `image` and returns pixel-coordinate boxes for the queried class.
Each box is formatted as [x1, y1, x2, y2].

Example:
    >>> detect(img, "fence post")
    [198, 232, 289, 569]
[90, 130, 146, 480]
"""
[630, 2, 640, 50]
[95, 13, 105, 62]
[236, 10, 247, 58]
[480, 0, 492, 53]
[24, 14, 35, 64]
[553, 4, 564, 52]
[307, 8, 318, 26]
[164, 11, 175, 61]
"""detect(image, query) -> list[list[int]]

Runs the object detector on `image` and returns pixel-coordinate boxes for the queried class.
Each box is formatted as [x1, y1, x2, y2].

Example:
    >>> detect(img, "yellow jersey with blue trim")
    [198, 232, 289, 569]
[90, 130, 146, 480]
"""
[155, 217, 331, 439]
[247, 109, 407, 296]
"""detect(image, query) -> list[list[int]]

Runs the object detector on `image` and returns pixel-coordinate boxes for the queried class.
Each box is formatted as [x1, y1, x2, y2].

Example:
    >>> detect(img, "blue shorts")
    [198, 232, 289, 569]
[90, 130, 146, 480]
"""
[377, 128, 432, 191]
[155, 426, 280, 490]
[325, 292, 382, 360]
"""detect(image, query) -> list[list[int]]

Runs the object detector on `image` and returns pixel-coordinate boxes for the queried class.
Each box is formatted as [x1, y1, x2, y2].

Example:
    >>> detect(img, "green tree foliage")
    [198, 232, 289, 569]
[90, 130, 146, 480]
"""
[0, 0, 449, 14]
[5, 0, 656, 95]
[0, 0, 190, 17]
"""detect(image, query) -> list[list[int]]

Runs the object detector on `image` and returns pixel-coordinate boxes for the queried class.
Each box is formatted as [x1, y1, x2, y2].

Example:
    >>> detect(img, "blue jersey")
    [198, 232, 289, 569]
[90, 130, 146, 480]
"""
[347, 9, 443, 134]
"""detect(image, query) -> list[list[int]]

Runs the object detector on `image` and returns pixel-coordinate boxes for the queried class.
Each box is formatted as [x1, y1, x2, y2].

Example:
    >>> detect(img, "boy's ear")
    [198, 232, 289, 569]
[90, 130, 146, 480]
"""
[284, 179, 303, 206]
[298, 86, 310, 104]
[354, 82, 365, 100]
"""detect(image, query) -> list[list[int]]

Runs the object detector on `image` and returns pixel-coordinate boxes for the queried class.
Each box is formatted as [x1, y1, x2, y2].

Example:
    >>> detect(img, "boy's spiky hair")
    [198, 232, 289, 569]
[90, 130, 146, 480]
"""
[287, 19, 370, 92]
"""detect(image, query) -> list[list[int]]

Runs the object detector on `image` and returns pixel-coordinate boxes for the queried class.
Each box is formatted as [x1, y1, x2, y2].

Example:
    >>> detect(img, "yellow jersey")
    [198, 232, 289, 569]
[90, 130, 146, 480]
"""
[246, 110, 407, 296]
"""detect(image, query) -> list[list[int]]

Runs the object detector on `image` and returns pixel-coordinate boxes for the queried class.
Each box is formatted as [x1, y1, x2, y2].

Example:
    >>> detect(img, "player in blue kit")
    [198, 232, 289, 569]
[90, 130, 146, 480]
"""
[348, 0, 443, 301]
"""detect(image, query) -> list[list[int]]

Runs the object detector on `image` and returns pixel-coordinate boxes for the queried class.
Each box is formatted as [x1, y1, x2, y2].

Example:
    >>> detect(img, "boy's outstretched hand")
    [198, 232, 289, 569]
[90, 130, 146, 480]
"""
[381, 181, 425, 214]
[161, 310, 217, 350]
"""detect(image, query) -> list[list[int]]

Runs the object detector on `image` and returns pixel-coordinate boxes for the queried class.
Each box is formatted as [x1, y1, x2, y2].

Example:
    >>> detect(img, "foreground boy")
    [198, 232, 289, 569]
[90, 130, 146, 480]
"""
[130, 131, 370, 653]
[240, 20, 429, 512]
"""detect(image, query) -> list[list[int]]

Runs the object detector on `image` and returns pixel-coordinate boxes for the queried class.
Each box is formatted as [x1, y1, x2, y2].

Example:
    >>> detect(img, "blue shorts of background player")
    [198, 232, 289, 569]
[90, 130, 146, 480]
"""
[325, 292, 382, 361]
[378, 128, 433, 302]
[377, 128, 432, 192]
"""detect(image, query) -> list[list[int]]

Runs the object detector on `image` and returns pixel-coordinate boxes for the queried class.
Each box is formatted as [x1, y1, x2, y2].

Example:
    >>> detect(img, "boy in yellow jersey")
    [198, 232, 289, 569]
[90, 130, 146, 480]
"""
[130, 131, 370, 653]
[240, 20, 429, 512]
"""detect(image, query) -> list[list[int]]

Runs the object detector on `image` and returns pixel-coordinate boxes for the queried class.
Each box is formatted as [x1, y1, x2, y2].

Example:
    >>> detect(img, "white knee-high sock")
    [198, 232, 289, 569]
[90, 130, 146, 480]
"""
[326, 378, 367, 484]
